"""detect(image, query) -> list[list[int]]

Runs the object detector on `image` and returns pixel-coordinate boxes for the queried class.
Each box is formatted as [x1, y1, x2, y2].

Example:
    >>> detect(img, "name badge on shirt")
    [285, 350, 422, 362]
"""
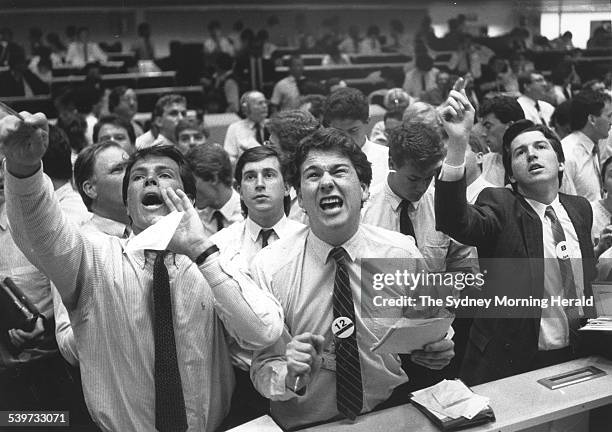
[556, 241, 570, 260]
[332, 316, 354, 339]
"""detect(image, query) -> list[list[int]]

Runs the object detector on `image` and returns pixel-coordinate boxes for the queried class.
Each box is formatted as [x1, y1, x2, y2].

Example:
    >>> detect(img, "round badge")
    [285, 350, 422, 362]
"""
[332, 317, 355, 339]
[556, 241, 570, 260]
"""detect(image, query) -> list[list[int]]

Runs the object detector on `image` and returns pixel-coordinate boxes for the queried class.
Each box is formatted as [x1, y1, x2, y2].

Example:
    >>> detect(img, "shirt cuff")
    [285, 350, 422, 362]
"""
[439, 161, 466, 182]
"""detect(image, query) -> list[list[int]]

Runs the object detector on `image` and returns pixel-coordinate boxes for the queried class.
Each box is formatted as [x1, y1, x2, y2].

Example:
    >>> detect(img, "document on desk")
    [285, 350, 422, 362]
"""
[125, 211, 184, 253]
[371, 317, 454, 354]
[580, 316, 612, 331]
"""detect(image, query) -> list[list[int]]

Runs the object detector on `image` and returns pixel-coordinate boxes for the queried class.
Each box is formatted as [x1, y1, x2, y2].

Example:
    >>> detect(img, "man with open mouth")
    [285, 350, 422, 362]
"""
[0, 112, 284, 432]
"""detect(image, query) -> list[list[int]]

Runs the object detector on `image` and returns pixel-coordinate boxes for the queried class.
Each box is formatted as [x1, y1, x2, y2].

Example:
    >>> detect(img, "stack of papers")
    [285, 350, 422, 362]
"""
[580, 316, 612, 331]
[411, 380, 490, 420]
[370, 317, 454, 354]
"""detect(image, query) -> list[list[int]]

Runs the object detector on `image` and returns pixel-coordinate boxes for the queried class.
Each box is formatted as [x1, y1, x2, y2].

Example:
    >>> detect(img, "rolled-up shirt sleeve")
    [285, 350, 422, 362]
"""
[439, 161, 466, 182]
[199, 252, 284, 350]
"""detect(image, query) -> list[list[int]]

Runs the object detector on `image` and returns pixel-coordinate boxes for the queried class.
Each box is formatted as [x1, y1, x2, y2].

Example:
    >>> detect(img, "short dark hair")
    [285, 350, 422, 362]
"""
[108, 86, 129, 113]
[479, 96, 525, 124]
[75, 140, 124, 210]
[267, 110, 320, 156]
[122, 145, 196, 205]
[551, 100, 571, 129]
[292, 128, 372, 190]
[185, 143, 233, 187]
[93, 114, 136, 145]
[298, 94, 326, 120]
[56, 112, 88, 153]
[235, 146, 290, 216]
[43, 125, 73, 181]
[502, 120, 565, 189]
[518, 71, 543, 94]
[152, 94, 187, 120]
[569, 90, 612, 131]
[323, 87, 369, 125]
[175, 118, 209, 141]
[388, 122, 445, 170]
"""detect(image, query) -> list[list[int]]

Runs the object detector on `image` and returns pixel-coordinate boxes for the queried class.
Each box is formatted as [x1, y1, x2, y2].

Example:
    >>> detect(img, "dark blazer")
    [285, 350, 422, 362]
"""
[0, 70, 50, 97]
[435, 176, 597, 385]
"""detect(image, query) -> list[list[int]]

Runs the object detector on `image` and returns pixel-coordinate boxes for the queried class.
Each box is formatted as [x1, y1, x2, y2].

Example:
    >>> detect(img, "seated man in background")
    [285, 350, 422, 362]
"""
[93, 114, 136, 153]
[516, 71, 554, 127]
[136, 94, 187, 149]
[323, 87, 389, 188]
[187, 143, 243, 236]
[175, 117, 208, 154]
[211, 146, 303, 427]
[1, 111, 284, 431]
[108, 86, 144, 137]
[250, 128, 454, 429]
[65, 26, 107, 67]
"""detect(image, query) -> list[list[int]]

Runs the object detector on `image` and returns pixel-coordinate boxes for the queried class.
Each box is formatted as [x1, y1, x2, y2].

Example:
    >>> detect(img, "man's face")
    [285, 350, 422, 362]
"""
[436, 72, 451, 91]
[176, 128, 206, 154]
[328, 118, 368, 148]
[155, 102, 187, 141]
[481, 113, 506, 154]
[239, 156, 288, 221]
[126, 155, 184, 234]
[289, 58, 304, 78]
[89, 146, 129, 215]
[115, 88, 138, 119]
[98, 123, 132, 152]
[77, 29, 89, 43]
[592, 101, 612, 141]
[525, 73, 548, 100]
[246, 92, 268, 123]
[390, 159, 442, 203]
[297, 149, 368, 244]
[509, 130, 562, 190]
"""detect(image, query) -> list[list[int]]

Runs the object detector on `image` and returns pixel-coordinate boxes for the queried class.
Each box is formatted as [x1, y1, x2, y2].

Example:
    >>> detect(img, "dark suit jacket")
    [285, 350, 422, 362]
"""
[435, 176, 597, 385]
[0, 70, 50, 97]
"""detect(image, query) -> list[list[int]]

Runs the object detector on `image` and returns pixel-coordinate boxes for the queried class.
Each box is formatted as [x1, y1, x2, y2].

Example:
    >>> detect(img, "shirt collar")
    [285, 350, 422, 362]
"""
[524, 195, 561, 221]
[121, 233, 178, 268]
[383, 178, 424, 212]
[570, 130, 596, 152]
[90, 214, 128, 238]
[218, 189, 241, 221]
[245, 214, 290, 242]
[307, 226, 362, 265]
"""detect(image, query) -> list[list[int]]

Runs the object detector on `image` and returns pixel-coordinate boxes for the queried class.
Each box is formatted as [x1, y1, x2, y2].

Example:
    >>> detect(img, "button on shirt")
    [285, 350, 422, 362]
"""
[5, 167, 283, 432]
[211, 215, 304, 370]
[523, 197, 584, 350]
[560, 131, 603, 201]
[250, 224, 425, 429]
[362, 181, 477, 273]
[197, 189, 244, 237]
[517, 95, 554, 127]
[223, 118, 265, 166]
[361, 138, 390, 190]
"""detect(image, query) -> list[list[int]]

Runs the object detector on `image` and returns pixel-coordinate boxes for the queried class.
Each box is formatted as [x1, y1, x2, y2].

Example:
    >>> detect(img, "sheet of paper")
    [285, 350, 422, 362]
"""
[125, 211, 184, 253]
[412, 379, 490, 420]
[370, 317, 453, 353]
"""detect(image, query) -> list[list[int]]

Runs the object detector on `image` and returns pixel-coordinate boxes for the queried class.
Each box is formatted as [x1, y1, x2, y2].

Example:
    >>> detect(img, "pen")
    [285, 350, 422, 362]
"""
[0, 101, 47, 133]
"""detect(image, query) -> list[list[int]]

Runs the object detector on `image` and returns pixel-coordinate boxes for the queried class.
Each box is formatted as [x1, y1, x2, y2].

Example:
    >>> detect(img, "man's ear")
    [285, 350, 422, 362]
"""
[360, 182, 370, 204]
[82, 180, 97, 200]
[297, 187, 304, 211]
[475, 151, 484, 165]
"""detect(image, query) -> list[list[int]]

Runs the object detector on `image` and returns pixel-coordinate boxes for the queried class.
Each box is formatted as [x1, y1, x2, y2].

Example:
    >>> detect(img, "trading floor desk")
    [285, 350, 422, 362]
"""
[230, 356, 612, 432]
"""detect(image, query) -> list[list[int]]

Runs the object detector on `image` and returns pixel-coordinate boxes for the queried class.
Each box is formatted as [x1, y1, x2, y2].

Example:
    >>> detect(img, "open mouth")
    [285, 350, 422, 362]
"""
[141, 191, 164, 207]
[528, 163, 544, 173]
[319, 196, 343, 211]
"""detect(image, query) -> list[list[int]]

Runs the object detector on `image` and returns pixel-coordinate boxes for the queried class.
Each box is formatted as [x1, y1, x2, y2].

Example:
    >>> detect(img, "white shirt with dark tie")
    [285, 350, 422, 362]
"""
[517, 95, 554, 126]
[561, 130, 603, 201]
[223, 118, 264, 166]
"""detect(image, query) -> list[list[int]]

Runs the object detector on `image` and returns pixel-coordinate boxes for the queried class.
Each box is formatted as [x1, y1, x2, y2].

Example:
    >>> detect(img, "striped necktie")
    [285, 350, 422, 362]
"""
[544, 206, 580, 343]
[153, 251, 188, 432]
[329, 247, 363, 420]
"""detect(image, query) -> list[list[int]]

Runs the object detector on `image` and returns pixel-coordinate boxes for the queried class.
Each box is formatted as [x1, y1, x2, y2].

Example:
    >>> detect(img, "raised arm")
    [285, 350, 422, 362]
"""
[161, 187, 284, 349]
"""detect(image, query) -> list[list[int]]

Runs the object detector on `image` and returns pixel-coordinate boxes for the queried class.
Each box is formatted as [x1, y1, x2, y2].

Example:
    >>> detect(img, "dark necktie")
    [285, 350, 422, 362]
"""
[213, 210, 225, 233]
[254, 123, 263, 145]
[330, 247, 363, 420]
[260, 228, 274, 248]
[399, 200, 418, 246]
[544, 207, 580, 341]
[83, 42, 88, 64]
[534, 101, 547, 127]
[153, 252, 188, 432]
[421, 73, 427, 94]
[592, 145, 604, 198]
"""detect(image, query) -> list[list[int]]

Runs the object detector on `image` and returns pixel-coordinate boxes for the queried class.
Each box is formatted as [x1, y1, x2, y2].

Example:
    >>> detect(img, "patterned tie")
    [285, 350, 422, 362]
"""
[213, 210, 225, 233]
[153, 252, 188, 432]
[544, 206, 580, 341]
[399, 200, 418, 246]
[260, 228, 274, 248]
[329, 247, 363, 420]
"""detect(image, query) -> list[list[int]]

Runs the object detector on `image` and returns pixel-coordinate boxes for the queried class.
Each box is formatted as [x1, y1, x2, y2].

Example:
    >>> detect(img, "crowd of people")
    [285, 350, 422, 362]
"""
[0, 8, 612, 432]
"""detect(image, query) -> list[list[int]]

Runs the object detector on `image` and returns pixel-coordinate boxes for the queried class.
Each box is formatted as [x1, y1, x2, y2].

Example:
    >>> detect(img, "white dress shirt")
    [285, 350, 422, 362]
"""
[65, 41, 108, 67]
[362, 181, 477, 272]
[197, 189, 243, 237]
[135, 130, 174, 150]
[250, 224, 426, 429]
[466, 175, 495, 204]
[361, 138, 390, 189]
[481, 152, 506, 187]
[6, 166, 283, 432]
[223, 118, 264, 165]
[561, 130, 603, 201]
[517, 95, 554, 127]
[402, 67, 439, 99]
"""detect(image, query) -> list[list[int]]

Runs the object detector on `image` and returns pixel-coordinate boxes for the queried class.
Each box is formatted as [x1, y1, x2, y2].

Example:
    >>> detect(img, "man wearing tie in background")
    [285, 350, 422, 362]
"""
[224, 90, 269, 166]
